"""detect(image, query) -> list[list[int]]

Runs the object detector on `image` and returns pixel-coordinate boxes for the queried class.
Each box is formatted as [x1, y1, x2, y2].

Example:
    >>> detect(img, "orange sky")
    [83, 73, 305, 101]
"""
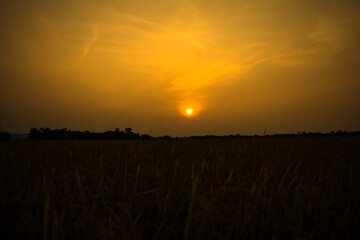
[1, 0, 360, 136]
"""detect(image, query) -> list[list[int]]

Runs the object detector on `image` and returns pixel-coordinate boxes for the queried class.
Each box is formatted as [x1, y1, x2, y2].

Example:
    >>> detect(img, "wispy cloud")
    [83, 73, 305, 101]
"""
[79, 26, 98, 63]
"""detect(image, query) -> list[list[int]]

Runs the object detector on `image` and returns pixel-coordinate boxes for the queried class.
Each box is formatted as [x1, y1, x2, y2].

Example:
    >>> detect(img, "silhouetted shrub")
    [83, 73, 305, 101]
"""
[0, 132, 11, 141]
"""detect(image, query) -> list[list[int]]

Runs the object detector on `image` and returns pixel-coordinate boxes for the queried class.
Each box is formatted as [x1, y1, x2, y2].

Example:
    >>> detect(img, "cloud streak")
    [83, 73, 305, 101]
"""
[79, 27, 98, 63]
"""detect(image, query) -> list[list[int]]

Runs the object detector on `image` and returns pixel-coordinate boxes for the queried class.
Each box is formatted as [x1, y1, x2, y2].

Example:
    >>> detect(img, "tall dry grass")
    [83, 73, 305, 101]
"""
[0, 137, 360, 239]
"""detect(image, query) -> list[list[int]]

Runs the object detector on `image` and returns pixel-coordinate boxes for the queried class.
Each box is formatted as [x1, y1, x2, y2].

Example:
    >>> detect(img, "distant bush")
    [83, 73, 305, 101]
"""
[0, 132, 11, 141]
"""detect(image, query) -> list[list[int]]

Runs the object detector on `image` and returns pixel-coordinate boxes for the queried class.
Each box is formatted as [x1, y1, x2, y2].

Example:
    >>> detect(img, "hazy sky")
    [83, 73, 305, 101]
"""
[1, 0, 360, 136]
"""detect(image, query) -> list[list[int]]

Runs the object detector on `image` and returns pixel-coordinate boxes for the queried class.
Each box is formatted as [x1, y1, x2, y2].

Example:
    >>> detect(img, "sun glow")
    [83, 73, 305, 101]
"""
[179, 100, 203, 118]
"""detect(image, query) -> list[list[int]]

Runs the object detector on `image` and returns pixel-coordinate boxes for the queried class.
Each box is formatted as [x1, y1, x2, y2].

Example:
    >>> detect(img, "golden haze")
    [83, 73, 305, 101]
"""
[0, 0, 360, 136]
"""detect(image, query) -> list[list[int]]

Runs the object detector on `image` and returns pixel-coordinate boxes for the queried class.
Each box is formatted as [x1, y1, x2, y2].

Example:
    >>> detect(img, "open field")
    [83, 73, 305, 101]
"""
[1, 137, 360, 239]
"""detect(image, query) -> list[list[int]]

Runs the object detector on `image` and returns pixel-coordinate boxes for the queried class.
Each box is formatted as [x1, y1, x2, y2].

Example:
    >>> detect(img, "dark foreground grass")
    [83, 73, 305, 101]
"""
[1, 137, 360, 239]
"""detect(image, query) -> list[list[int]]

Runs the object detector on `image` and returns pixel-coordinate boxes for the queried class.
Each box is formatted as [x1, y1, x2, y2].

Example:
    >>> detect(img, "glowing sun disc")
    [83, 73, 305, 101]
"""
[186, 108, 193, 115]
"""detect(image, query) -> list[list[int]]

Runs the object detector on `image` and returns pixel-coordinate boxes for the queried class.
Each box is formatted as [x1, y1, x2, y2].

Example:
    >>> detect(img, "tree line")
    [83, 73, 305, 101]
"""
[28, 128, 152, 140]
[1, 128, 359, 141]
[186, 130, 360, 139]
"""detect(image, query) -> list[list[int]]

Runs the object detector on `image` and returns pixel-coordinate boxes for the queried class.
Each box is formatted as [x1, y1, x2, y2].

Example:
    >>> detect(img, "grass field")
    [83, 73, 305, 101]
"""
[1, 137, 360, 239]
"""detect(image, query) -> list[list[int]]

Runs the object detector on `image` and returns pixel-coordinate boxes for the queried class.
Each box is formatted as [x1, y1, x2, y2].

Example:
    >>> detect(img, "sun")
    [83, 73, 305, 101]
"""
[179, 101, 202, 117]
[186, 108, 193, 115]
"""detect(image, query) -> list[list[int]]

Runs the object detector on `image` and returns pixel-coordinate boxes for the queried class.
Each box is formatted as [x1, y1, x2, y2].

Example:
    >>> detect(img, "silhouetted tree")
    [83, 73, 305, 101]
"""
[125, 128, 133, 135]
[27, 127, 148, 140]
[29, 128, 40, 140]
